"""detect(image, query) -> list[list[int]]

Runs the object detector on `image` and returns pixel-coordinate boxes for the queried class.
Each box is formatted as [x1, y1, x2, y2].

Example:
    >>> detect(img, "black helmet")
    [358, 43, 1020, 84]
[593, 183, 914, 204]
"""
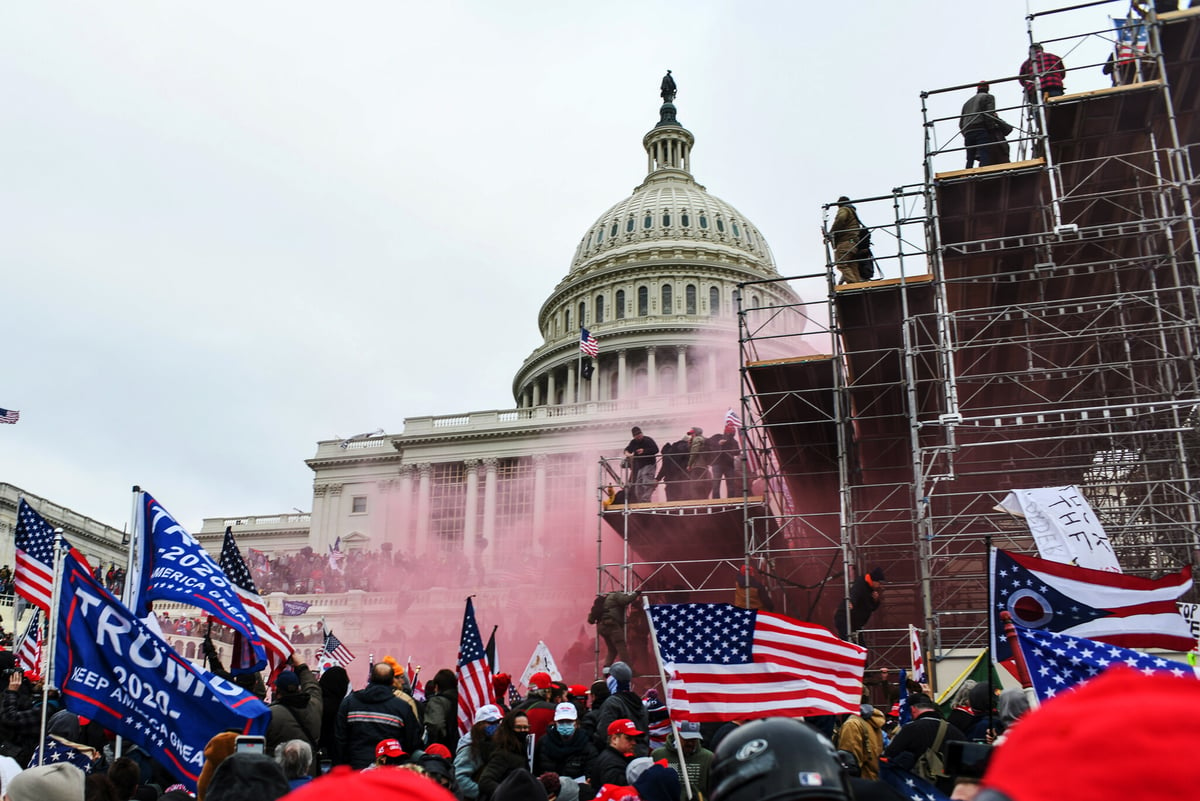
[711, 718, 852, 801]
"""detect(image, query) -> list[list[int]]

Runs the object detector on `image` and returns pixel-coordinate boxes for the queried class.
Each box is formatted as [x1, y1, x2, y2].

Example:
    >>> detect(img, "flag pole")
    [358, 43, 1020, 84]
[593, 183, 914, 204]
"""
[576, 330, 583, 405]
[116, 485, 142, 761]
[641, 596, 695, 801]
[999, 611, 1039, 711]
[38, 528, 67, 767]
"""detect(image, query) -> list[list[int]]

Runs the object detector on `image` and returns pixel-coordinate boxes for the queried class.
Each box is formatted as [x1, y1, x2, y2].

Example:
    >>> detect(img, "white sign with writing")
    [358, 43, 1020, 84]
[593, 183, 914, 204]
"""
[996, 485, 1121, 572]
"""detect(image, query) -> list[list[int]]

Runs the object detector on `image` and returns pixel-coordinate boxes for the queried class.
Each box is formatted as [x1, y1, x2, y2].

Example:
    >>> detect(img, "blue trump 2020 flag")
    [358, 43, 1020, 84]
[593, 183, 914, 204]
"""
[56, 549, 269, 791]
[129, 491, 267, 672]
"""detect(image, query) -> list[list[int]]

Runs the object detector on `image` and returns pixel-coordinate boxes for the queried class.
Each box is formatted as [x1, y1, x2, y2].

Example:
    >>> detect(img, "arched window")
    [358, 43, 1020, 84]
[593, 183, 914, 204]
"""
[596, 294, 605, 324]
[699, 214, 709, 229]
[709, 286, 720, 316]
[565, 309, 571, 332]
[661, 284, 673, 314]
[686, 284, 697, 315]
[716, 217, 726, 233]
[596, 227, 604, 245]
[626, 217, 635, 233]
[638, 286, 648, 316]
[662, 212, 671, 227]
[732, 222, 741, 237]
[610, 222, 619, 238]
[616, 289, 626, 319]
[578, 301, 586, 326]
[643, 214, 653, 230]
[681, 211, 690, 227]
[609, 372, 619, 401]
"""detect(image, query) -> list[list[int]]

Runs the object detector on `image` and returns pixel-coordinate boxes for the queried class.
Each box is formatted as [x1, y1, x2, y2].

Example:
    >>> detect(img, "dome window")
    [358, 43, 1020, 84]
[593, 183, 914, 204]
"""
[717, 218, 726, 233]
[732, 222, 741, 237]
[686, 284, 697, 315]
[709, 286, 720, 316]
[596, 228, 604, 245]
[596, 294, 605, 324]
[699, 214, 709, 229]
[681, 212, 690, 227]
[661, 284, 673, 314]
[662, 212, 671, 227]
[565, 309, 571, 331]
[643, 214, 653, 230]
[637, 286, 648, 317]
[616, 289, 626, 319]
[611, 222, 619, 238]
[579, 301, 586, 326]
[626, 218, 635, 233]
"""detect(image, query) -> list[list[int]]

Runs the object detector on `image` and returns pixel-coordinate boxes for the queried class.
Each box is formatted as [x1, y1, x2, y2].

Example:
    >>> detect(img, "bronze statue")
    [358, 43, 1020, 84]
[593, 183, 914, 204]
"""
[660, 70, 677, 104]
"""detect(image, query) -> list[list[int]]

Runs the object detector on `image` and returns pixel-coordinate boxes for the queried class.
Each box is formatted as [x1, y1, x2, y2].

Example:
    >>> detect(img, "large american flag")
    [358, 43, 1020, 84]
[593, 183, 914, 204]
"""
[647, 602, 866, 721]
[0, 408, 18, 424]
[15, 499, 64, 612]
[319, 630, 356, 667]
[219, 527, 293, 670]
[1013, 624, 1192, 702]
[456, 597, 495, 736]
[15, 610, 42, 679]
[580, 328, 599, 358]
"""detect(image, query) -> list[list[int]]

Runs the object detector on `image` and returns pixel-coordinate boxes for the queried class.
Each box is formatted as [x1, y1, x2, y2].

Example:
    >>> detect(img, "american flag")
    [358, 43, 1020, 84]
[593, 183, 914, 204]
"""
[456, 597, 495, 736]
[31, 737, 97, 774]
[895, 667, 912, 724]
[724, 408, 742, 429]
[880, 765, 951, 801]
[1013, 624, 1191, 702]
[15, 499, 65, 612]
[15, 610, 42, 679]
[319, 630, 356, 667]
[0, 408, 18, 424]
[580, 328, 599, 358]
[647, 602, 866, 721]
[219, 527, 293, 671]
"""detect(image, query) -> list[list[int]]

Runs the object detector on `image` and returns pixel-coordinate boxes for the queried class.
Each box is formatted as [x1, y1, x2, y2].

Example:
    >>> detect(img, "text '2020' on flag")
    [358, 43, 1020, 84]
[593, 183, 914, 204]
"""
[456, 597, 495, 736]
[129, 491, 268, 672]
[56, 549, 269, 792]
[647, 602, 866, 722]
[990, 548, 1193, 661]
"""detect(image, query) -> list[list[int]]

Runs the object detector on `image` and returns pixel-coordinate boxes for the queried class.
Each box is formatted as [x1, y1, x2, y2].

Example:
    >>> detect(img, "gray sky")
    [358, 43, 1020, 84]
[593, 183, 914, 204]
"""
[1, 1, 1121, 529]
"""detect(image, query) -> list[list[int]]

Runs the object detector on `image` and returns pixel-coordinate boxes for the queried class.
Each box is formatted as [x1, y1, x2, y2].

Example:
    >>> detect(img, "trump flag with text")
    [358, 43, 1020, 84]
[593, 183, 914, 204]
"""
[647, 602, 866, 721]
[56, 550, 269, 791]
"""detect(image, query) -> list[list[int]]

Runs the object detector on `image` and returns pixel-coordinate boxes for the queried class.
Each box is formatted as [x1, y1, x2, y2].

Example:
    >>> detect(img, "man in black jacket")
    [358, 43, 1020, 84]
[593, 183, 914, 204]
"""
[266, 655, 322, 760]
[592, 662, 649, 756]
[884, 693, 965, 794]
[589, 718, 643, 787]
[334, 663, 420, 769]
[422, 668, 458, 752]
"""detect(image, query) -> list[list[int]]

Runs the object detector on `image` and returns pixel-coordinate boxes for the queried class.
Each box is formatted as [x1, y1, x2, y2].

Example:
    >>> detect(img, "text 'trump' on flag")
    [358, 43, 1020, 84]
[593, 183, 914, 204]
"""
[646, 602, 866, 722]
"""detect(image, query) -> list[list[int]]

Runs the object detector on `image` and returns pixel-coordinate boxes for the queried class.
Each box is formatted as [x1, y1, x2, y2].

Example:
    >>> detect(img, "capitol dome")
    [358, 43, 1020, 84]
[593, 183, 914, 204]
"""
[512, 90, 803, 408]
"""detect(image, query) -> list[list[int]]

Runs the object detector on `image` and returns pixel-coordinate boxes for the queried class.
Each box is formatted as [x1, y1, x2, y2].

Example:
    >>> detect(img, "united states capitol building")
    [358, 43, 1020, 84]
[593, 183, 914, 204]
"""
[3, 86, 811, 675]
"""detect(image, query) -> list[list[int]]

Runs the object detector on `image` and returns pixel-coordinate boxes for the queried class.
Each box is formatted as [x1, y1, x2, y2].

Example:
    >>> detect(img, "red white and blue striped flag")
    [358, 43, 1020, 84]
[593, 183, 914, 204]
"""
[0, 409, 18, 424]
[456, 597, 495, 736]
[580, 328, 599, 358]
[15, 610, 42, 679]
[15, 499, 64, 612]
[319, 631, 356, 667]
[724, 408, 742, 429]
[219, 527, 294, 672]
[647, 602, 866, 721]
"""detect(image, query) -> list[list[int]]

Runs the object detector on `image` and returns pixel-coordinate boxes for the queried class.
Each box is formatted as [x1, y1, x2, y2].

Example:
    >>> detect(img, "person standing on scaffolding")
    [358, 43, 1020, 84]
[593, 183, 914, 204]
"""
[623, 426, 659, 503]
[830, 197, 869, 284]
[1019, 43, 1066, 104]
[960, 81, 1012, 169]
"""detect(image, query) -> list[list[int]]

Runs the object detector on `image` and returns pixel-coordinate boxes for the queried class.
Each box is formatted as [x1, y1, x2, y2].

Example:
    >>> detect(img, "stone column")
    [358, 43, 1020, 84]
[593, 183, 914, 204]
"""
[325, 484, 343, 551]
[397, 465, 415, 550]
[532, 378, 542, 407]
[566, 361, 576, 405]
[311, 484, 330, 550]
[677, 345, 689, 394]
[464, 459, 480, 554]
[533, 454, 548, 552]
[647, 346, 658, 395]
[482, 458, 498, 570]
[547, 370, 557, 406]
[590, 360, 600, 402]
[617, 349, 628, 400]
[415, 464, 432, 557]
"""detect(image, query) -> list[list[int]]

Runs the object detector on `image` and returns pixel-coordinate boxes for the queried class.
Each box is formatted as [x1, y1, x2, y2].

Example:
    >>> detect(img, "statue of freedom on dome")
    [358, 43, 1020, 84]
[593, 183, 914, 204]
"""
[660, 70, 677, 104]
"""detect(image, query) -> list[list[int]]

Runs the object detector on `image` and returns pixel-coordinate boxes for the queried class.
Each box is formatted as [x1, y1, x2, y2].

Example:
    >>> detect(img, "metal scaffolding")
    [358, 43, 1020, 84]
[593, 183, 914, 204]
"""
[739, 2, 1200, 674]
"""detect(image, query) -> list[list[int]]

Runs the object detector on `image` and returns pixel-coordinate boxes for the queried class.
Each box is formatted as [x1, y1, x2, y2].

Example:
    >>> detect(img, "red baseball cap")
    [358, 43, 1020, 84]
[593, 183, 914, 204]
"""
[424, 743, 452, 760]
[607, 718, 644, 737]
[529, 671, 553, 689]
[375, 739, 405, 759]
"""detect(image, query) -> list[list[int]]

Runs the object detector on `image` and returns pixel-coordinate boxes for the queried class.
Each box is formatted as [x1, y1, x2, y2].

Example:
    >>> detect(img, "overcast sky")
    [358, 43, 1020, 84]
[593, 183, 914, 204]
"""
[1, 1, 1123, 530]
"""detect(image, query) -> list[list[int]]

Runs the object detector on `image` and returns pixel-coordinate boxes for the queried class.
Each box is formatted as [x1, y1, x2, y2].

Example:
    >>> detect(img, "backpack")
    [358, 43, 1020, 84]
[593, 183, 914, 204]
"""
[587, 595, 606, 625]
[914, 719, 949, 783]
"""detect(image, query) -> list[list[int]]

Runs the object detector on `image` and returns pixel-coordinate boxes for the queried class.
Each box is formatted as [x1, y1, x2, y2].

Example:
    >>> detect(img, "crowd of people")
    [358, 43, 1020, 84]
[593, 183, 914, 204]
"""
[0, 643, 1194, 801]
[243, 546, 397, 595]
[615, 423, 745, 505]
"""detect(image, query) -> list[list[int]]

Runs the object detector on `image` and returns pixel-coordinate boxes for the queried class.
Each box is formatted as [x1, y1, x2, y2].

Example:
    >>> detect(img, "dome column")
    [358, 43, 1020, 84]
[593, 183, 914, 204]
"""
[481, 458, 497, 572]
[532, 380, 542, 407]
[566, 361, 576, 404]
[617, 349, 628, 399]
[590, 360, 600, 402]
[547, 370, 557, 406]
[676, 346, 689, 394]
[415, 463, 432, 557]
[647, 347, 658, 395]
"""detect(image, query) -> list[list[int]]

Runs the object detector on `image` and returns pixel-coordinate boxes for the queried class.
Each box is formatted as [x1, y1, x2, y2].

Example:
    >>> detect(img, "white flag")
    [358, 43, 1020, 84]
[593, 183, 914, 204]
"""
[518, 640, 561, 688]
[996, 485, 1121, 572]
